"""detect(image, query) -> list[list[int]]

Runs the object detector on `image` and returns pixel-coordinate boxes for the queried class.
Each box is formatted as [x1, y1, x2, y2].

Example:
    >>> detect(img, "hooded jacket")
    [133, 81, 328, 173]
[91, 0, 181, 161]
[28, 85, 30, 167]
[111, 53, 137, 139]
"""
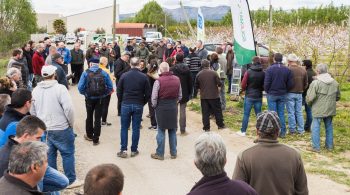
[171, 62, 193, 103]
[0, 106, 27, 131]
[31, 80, 74, 130]
[241, 63, 265, 99]
[306, 73, 340, 117]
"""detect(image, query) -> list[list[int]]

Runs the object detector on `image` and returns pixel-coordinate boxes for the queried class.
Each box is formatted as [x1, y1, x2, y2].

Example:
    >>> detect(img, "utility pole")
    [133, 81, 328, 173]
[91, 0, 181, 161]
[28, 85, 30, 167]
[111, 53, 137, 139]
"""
[112, 0, 116, 42]
[268, 0, 273, 65]
[179, 0, 196, 38]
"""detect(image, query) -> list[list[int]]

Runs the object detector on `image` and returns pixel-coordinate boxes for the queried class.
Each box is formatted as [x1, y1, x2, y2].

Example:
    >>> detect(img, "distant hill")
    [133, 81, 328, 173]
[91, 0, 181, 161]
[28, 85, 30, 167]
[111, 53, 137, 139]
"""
[120, 6, 231, 22]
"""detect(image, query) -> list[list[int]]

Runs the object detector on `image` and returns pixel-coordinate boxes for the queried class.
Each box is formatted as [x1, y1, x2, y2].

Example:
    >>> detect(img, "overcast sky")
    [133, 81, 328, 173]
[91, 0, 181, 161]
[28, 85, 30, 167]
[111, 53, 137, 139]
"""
[31, 0, 350, 15]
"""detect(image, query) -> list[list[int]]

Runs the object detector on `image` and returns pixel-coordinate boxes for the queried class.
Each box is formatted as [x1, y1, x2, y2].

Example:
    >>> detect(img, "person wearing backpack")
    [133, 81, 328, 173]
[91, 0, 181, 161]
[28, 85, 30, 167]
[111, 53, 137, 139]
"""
[78, 58, 113, 146]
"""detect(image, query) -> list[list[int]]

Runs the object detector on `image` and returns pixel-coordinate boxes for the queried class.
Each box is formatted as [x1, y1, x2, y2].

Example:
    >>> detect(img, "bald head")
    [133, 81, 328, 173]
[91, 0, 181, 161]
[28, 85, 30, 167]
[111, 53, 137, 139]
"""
[159, 62, 170, 73]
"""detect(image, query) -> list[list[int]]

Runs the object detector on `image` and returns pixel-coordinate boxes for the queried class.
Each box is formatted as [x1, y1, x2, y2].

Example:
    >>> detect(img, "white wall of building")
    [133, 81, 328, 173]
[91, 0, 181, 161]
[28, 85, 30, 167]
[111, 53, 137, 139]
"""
[65, 5, 119, 34]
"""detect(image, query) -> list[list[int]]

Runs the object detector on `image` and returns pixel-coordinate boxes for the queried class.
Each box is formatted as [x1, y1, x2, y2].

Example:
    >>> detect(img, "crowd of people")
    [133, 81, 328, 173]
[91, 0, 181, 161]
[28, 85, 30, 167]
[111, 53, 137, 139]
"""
[0, 34, 341, 194]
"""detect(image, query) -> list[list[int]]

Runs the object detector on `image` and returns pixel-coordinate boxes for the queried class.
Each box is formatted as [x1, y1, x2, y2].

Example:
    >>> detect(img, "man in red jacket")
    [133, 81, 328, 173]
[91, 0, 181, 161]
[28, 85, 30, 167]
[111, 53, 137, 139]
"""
[32, 43, 45, 87]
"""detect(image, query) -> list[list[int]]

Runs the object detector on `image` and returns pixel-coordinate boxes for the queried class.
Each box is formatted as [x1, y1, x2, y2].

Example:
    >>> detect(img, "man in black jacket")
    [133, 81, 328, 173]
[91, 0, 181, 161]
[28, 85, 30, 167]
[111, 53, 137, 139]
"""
[70, 43, 85, 84]
[0, 89, 31, 131]
[117, 57, 151, 158]
[114, 52, 131, 116]
[171, 53, 192, 135]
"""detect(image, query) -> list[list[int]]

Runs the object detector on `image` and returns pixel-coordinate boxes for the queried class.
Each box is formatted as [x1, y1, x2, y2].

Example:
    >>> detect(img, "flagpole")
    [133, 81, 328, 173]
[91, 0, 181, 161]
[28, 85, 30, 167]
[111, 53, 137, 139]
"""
[180, 0, 196, 38]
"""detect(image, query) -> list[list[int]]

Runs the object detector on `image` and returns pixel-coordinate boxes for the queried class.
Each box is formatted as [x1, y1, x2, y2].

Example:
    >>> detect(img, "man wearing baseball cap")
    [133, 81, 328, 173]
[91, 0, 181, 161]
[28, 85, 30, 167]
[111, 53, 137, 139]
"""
[232, 111, 308, 195]
[31, 65, 82, 188]
[51, 53, 68, 88]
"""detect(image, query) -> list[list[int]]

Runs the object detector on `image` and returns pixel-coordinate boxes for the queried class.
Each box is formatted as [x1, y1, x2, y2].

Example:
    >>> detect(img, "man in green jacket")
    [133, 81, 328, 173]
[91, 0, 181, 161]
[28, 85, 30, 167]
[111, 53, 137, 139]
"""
[306, 64, 340, 152]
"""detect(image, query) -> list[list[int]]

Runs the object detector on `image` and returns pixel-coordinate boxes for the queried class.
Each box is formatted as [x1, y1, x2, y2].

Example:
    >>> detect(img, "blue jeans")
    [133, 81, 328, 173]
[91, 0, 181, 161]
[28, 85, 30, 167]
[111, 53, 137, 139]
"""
[156, 128, 177, 157]
[286, 93, 305, 133]
[46, 128, 76, 184]
[38, 166, 69, 194]
[227, 74, 232, 93]
[241, 97, 262, 133]
[220, 79, 226, 110]
[311, 116, 333, 150]
[120, 103, 143, 152]
[109, 61, 114, 73]
[303, 96, 313, 130]
[267, 94, 287, 136]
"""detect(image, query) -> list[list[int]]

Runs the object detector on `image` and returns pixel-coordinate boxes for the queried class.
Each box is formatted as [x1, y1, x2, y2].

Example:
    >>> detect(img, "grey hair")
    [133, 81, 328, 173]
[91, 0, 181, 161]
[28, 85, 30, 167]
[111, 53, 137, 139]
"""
[159, 62, 169, 73]
[130, 57, 139, 67]
[316, 64, 328, 74]
[7, 67, 21, 78]
[49, 45, 57, 52]
[0, 94, 10, 113]
[8, 141, 48, 174]
[36, 43, 45, 50]
[194, 132, 226, 177]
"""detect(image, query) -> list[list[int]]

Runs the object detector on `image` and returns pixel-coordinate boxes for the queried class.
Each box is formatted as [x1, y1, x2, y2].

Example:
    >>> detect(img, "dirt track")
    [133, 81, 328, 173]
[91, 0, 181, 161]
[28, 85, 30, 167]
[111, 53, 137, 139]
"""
[64, 85, 350, 195]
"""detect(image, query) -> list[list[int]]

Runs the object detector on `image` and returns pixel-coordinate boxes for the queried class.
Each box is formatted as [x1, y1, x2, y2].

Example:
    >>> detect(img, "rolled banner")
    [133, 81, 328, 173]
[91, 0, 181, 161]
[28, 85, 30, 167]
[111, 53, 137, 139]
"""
[231, 0, 257, 66]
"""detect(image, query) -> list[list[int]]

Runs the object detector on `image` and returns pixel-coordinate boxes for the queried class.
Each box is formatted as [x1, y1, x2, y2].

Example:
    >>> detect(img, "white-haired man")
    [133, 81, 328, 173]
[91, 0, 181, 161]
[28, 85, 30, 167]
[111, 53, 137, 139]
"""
[117, 57, 151, 158]
[188, 132, 257, 195]
[306, 64, 340, 152]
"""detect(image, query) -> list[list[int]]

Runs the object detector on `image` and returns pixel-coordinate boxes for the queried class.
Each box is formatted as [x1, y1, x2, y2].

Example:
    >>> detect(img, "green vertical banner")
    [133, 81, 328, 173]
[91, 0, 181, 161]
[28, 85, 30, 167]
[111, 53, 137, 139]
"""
[231, 0, 257, 66]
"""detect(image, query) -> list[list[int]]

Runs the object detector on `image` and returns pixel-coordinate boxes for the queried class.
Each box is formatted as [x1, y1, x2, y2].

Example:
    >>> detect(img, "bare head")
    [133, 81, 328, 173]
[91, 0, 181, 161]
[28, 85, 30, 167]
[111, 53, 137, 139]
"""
[159, 62, 170, 73]
[99, 57, 108, 67]
[130, 57, 140, 68]
[7, 67, 22, 82]
[194, 132, 227, 177]
[57, 42, 65, 49]
[49, 45, 57, 55]
[316, 64, 328, 75]
[74, 43, 80, 50]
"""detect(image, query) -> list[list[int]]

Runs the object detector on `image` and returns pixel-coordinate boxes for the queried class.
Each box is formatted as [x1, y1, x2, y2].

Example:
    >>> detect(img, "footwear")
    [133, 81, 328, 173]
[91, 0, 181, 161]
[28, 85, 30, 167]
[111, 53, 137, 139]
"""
[218, 125, 226, 130]
[151, 153, 164, 160]
[102, 122, 112, 126]
[170, 155, 177, 159]
[203, 129, 210, 132]
[93, 141, 100, 146]
[148, 126, 157, 130]
[140, 124, 143, 129]
[117, 151, 128, 158]
[131, 150, 139, 157]
[180, 131, 188, 136]
[84, 134, 92, 141]
[146, 114, 151, 118]
[306, 147, 320, 153]
[236, 131, 246, 137]
[67, 179, 84, 189]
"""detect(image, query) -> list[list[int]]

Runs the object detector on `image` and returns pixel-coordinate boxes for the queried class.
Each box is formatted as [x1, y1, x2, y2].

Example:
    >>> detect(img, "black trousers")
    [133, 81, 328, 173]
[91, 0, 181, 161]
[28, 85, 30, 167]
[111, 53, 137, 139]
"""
[102, 94, 111, 122]
[85, 98, 103, 143]
[71, 64, 84, 84]
[200, 98, 224, 130]
[148, 99, 157, 126]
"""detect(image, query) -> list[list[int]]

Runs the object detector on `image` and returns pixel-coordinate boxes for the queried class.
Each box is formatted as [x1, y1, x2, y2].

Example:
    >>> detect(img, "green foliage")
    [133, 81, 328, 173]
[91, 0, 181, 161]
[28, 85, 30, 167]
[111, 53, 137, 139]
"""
[53, 19, 67, 34]
[0, 59, 8, 76]
[0, 0, 37, 54]
[251, 4, 350, 26]
[134, 1, 165, 26]
[221, 10, 232, 26]
[36, 26, 47, 33]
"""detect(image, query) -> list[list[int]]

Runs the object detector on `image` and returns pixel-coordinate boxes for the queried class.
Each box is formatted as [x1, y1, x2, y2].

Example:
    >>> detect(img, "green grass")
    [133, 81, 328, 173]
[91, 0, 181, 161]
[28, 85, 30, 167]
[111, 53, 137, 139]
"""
[0, 58, 8, 76]
[189, 89, 350, 187]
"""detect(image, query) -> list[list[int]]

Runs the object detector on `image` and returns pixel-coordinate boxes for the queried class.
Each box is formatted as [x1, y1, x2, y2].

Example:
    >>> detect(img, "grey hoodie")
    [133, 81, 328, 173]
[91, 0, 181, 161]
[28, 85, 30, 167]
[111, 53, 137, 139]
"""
[30, 80, 74, 130]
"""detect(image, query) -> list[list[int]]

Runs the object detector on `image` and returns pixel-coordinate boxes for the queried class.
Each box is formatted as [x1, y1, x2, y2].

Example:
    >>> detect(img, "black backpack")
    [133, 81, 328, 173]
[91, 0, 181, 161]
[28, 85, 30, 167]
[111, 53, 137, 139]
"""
[85, 68, 107, 97]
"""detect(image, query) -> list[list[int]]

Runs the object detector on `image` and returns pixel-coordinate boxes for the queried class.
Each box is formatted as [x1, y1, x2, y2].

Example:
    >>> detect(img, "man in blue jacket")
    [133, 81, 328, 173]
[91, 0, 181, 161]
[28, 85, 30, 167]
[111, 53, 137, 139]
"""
[264, 53, 293, 137]
[78, 58, 113, 145]
[51, 53, 69, 88]
[57, 41, 71, 74]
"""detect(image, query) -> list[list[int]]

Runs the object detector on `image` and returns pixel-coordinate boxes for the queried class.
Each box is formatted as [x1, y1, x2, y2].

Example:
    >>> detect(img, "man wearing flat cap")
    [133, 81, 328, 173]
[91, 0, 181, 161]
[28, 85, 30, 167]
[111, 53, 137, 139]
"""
[232, 111, 308, 195]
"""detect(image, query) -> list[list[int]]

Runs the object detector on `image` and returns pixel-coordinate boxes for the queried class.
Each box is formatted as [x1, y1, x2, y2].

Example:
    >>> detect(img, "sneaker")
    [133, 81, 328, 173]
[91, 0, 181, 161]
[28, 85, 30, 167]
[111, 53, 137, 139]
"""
[67, 179, 84, 189]
[180, 131, 188, 136]
[151, 153, 164, 160]
[170, 155, 177, 159]
[306, 147, 320, 153]
[117, 151, 128, 158]
[148, 126, 157, 130]
[93, 141, 100, 146]
[131, 150, 139, 157]
[84, 134, 92, 141]
[203, 129, 210, 132]
[102, 122, 112, 126]
[236, 131, 246, 137]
